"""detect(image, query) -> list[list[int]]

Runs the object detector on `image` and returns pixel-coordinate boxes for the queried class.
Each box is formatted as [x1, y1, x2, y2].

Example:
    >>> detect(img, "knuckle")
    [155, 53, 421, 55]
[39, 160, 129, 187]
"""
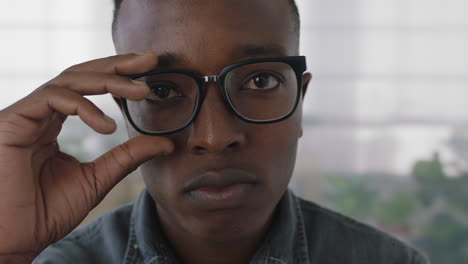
[0, 112, 19, 132]
[80, 163, 100, 203]
[113, 143, 137, 173]
[100, 76, 111, 90]
[49, 71, 75, 86]
[63, 63, 82, 73]
[119, 142, 136, 163]
[58, 70, 75, 79]
[0, 112, 39, 146]
[36, 83, 61, 95]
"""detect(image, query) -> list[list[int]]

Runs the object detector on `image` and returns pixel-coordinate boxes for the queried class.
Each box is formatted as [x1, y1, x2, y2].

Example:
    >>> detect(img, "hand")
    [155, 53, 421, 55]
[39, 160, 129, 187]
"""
[0, 53, 174, 262]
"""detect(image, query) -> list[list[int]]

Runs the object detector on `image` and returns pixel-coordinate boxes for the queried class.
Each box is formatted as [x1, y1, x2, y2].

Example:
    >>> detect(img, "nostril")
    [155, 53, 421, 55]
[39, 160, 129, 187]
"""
[227, 142, 239, 149]
[191, 141, 242, 155]
[194, 146, 206, 153]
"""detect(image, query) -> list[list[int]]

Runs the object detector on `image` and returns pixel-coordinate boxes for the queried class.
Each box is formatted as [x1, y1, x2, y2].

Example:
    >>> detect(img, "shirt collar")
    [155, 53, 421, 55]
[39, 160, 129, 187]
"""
[129, 190, 178, 264]
[250, 190, 310, 264]
[128, 189, 309, 264]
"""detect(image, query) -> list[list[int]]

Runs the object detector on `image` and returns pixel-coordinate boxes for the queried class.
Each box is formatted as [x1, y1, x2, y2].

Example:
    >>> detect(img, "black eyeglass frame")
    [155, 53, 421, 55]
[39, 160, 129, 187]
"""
[121, 56, 307, 136]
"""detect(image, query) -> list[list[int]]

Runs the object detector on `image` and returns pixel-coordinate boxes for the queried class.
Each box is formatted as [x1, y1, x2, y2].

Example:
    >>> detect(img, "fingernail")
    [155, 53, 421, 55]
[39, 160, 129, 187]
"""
[131, 80, 147, 87]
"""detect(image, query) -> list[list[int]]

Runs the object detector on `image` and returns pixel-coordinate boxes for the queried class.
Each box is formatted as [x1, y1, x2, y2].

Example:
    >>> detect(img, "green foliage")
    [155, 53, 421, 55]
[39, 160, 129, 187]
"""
[327, 175, 377, 220]
[412, 153, 447, 205]
[409, 154, 468, 263]
[374, 192, 418, 227]
[444, 173, 468, 215]
[412, 153, 446, 183]
[416, 213, 468, 264]
[326, 151, 468, 263]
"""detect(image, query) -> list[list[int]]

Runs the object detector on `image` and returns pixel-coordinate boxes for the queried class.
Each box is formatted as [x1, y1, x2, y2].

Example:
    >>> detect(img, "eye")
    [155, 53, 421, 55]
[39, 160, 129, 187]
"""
[243, 73, 280, 90]
[147, 85, 183, 102]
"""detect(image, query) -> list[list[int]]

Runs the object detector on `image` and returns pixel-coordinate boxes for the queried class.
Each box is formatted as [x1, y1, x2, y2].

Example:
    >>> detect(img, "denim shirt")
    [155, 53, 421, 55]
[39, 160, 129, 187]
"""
[34, 189, 428, 264]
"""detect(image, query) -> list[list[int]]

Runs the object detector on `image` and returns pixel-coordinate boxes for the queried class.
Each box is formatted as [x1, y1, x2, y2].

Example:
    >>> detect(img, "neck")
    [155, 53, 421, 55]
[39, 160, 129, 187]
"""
[157, 208, 274, 264]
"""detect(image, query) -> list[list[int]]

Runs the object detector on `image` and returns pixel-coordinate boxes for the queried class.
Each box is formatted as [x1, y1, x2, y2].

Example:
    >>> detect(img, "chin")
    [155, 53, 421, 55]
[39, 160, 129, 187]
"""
[188, 204, 273, 242]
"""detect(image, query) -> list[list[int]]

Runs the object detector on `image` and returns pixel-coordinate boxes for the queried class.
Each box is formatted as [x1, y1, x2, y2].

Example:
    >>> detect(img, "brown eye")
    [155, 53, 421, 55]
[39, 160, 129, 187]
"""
[147, 85, 183, 102]
[243, 74, 280, 90]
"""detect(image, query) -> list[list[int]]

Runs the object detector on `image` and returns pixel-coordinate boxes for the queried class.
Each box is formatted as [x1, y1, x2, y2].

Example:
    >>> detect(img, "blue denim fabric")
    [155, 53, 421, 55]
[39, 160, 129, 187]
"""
[34, 189, 429, 264]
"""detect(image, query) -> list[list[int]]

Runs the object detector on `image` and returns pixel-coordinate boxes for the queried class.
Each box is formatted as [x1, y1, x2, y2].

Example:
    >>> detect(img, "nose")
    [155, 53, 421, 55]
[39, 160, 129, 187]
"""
[186, 83, 247, 155]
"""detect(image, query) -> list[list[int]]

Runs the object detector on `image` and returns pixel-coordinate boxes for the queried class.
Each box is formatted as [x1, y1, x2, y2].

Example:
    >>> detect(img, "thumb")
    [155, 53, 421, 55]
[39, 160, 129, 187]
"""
[86, 135, 174, 198]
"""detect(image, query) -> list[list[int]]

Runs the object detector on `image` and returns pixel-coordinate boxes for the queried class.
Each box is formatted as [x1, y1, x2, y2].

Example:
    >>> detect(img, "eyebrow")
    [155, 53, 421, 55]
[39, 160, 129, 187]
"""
[232, 44, 289, 59]
[156, 52, 186, 69]
[155, 43, 288, 69]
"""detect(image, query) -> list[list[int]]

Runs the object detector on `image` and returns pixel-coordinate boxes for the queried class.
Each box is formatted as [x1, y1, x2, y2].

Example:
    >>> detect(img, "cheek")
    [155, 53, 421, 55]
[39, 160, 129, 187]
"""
[139, 155, 180, 210]
[124, 118, 172, 188]
[124, 104, 303, 192]
[124, 116, 140, 139]
[251, 111, 302, 186]
[256, 105, 303, 150]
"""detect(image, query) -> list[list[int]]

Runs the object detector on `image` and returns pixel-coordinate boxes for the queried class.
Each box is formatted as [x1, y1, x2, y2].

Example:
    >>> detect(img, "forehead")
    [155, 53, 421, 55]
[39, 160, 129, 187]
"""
[115, 0, 297, 72]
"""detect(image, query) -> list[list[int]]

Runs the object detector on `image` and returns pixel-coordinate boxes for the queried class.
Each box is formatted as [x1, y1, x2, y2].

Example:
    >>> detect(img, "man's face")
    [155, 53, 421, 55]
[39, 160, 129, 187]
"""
[115, 0, 309, 241]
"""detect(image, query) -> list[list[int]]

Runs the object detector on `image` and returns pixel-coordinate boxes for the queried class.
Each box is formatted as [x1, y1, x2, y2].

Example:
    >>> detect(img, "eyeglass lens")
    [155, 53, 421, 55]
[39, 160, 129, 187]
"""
[125, 62, 298, 133]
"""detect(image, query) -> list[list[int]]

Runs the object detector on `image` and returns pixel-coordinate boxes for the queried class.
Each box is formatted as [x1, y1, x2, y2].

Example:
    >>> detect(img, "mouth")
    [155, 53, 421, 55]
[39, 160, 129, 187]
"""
[183, 169, 258, 209]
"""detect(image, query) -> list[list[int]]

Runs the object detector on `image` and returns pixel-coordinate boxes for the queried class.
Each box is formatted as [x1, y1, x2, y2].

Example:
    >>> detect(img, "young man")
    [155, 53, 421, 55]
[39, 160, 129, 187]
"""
[0, 0, 428, 263]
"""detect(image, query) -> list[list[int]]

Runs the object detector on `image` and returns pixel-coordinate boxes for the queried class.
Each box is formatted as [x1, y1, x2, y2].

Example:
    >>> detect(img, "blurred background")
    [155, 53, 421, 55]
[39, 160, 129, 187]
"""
[1, 0, 467, 262]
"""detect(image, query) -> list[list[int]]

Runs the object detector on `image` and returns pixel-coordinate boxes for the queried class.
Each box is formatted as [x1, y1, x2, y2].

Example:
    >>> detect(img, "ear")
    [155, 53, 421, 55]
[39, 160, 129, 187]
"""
[301, 72, 312, 98]
[299, 73, 312, 139]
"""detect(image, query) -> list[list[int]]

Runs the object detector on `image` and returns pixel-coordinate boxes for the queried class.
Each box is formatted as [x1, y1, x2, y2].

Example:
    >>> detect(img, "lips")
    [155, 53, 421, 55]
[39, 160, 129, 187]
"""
[183, 168, 258, 193]
[183, 168, 258, 209]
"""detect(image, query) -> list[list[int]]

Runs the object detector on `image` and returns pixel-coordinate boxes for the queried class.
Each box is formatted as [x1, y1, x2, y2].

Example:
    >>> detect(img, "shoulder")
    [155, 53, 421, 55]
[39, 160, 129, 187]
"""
[33, 203, 134, 264]
[295, 195, 429, 264]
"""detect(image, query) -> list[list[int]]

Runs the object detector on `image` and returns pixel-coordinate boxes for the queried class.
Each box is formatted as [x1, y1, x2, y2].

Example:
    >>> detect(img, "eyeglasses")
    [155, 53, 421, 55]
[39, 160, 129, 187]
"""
[121, 56, 307, 135]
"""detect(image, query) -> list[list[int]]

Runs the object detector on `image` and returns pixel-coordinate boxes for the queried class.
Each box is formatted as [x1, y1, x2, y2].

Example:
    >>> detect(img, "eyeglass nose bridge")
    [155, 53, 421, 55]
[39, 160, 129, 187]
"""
[202, 75, 219, 83]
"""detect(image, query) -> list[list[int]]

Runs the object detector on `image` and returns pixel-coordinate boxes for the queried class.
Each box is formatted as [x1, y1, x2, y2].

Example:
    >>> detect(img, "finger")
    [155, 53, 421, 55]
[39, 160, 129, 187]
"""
[65, 52, 158, 76]
[84, 136, 174, 198]
[6, 85, 116, 139]
[41, 86, 117, 134]
[34, 113, 67, 146]
[50, 71, 149, 100]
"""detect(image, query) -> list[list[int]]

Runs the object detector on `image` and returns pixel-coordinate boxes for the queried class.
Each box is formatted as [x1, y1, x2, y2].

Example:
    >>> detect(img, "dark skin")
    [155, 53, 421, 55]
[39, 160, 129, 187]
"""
[115, 0, 311, 263]
[0, 53, 171, 264]
[0, 0, 310, 263]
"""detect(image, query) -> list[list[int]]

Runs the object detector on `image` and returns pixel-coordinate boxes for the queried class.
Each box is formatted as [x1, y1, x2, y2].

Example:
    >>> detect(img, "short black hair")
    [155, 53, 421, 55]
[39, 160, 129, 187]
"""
[111, 0, 301, 38]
